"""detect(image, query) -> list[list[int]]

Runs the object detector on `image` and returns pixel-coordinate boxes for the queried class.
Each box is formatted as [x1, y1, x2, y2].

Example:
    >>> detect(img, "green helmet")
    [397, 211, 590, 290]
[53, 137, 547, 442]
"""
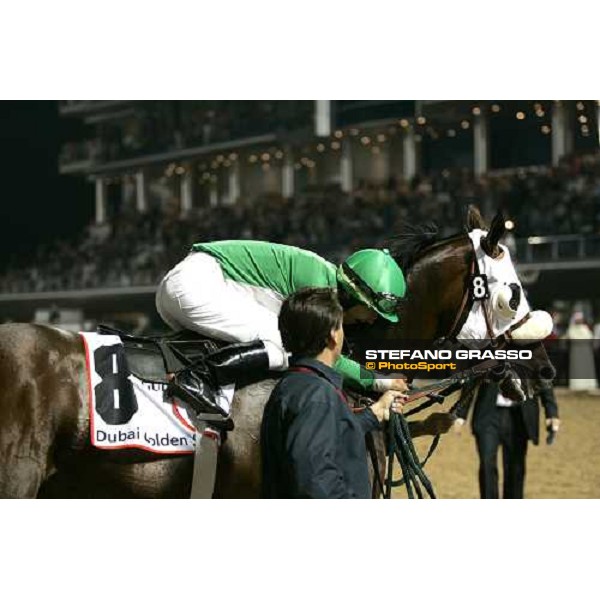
[337, 248, 406, 323]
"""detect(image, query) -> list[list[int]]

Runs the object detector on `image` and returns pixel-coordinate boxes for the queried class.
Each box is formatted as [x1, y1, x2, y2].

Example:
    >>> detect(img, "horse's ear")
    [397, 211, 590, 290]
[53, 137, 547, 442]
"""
[481, 210, 506, 257]
[466, 205, 487, 232]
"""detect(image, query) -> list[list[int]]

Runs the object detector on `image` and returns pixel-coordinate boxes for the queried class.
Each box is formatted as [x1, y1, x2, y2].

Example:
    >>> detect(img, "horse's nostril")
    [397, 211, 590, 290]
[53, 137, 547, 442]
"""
[509, 283, 521, 311]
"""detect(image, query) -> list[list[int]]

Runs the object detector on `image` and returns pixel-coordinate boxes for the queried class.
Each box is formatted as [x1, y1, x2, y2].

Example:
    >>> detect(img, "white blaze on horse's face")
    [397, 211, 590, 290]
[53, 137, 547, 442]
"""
[458, 229, 552, 348]
[483, 245, 526, 331]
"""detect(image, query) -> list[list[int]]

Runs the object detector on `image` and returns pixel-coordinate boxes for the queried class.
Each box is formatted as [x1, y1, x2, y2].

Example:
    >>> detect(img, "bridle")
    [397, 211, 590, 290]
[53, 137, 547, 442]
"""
[371, 234, 535, 499]
[437, 234, 531, 349]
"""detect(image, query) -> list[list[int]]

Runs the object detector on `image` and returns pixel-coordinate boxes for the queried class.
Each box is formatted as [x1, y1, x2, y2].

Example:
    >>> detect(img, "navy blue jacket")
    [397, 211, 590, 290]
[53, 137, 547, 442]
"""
[261, 358, 380, 498]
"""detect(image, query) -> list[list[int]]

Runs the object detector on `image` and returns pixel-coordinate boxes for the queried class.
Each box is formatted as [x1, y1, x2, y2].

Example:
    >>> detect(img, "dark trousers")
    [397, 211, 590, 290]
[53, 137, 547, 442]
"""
[475, 406, 528, 499]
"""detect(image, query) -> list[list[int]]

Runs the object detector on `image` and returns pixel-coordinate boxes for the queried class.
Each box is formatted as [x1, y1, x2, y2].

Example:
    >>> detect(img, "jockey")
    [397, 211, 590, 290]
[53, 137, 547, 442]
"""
[155, 240, 407, 415]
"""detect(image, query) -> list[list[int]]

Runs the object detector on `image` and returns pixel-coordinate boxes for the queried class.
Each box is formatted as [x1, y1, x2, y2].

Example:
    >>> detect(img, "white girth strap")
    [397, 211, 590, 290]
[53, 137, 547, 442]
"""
[190, 422, 220, 499]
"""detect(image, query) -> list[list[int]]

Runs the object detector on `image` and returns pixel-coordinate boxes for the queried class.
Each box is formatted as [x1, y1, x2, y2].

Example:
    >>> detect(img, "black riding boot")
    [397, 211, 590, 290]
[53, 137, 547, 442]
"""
[206, 340, 271, 387]
[167, 340, 270, 416]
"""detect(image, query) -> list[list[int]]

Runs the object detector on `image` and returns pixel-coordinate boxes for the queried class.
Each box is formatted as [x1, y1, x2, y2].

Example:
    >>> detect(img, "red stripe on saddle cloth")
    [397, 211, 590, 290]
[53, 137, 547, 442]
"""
[80, 333, 96, 444]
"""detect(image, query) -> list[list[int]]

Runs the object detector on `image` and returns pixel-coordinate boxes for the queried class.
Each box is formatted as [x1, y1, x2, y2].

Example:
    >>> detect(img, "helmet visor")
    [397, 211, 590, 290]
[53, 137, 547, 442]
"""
[341, 263, 404, 317]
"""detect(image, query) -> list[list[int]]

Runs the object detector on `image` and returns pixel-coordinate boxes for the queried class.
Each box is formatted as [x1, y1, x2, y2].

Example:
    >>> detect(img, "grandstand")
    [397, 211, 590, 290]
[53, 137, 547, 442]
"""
[1, 100, 600, 334]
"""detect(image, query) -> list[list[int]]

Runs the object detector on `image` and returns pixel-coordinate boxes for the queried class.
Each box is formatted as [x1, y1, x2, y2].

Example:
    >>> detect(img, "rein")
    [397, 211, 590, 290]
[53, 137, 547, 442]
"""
[444, 250, 476, 344]
[381, 359, 502, 499]
[370, 233, 539, 498]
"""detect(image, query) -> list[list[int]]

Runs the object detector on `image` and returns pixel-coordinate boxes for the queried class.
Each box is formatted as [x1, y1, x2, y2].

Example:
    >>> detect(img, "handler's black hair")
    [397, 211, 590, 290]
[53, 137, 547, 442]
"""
[279, 287, 343, 358]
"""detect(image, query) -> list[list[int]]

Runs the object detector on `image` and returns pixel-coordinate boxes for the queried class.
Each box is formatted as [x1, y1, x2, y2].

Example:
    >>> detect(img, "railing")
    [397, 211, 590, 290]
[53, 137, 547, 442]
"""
[59, 100, 131, 115]
[59, 139, 102, 167]
[515, 234, 600, 265]
[335, 100, 415, 128]
[59, 101, 315, 170]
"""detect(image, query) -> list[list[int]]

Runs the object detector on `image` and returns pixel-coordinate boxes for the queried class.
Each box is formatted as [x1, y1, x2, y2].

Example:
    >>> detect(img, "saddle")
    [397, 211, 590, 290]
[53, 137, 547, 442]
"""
[97, 324, 226, 385]
[96, 326, 275, 428]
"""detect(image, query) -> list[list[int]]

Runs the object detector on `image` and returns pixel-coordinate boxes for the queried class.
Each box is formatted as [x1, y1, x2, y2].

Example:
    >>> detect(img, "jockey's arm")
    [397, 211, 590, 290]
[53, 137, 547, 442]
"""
[334, 354, 407, 393]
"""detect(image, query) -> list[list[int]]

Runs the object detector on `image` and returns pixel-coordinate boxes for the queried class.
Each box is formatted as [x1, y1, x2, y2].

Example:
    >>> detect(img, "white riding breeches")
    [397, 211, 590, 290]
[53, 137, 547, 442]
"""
[155, 252, 289, 369]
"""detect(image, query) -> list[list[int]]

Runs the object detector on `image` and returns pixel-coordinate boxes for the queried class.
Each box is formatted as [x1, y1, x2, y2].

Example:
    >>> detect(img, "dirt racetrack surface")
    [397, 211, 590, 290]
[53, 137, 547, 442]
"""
[392, 390, 600, 499]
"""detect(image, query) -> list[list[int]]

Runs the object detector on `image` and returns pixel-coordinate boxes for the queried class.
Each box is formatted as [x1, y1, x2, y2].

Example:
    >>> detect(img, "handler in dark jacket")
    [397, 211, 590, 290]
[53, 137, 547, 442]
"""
[261, 287, 408, 499]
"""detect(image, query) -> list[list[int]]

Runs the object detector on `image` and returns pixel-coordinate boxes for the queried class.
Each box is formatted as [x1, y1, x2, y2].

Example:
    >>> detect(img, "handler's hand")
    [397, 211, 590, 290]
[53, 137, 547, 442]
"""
[389, 378, 409, 393]
[545, 417, 560, 445]
[370, 390, 408, 423]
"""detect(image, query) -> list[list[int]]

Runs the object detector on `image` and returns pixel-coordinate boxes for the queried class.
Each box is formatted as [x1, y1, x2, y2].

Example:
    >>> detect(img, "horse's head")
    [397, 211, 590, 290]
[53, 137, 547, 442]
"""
[461, 209, 553, 348]
[382, 205, 555, 394]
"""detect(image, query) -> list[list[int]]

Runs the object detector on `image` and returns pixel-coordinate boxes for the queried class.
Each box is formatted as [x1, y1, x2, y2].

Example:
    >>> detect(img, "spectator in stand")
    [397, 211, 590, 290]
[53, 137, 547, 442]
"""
[2, 152, 600, 295]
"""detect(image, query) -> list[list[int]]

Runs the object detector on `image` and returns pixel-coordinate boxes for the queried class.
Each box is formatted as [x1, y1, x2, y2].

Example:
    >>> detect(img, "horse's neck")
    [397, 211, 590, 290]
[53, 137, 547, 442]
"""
[388, 238, 471, 343]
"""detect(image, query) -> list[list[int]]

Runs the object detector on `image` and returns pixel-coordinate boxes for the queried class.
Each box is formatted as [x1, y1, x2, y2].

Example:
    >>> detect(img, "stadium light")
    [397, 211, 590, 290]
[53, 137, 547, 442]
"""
[505, 219, 515, 230]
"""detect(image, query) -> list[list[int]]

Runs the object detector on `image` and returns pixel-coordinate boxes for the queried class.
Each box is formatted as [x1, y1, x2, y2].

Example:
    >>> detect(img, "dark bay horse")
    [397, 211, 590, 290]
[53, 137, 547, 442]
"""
[0, 209, 554, 498]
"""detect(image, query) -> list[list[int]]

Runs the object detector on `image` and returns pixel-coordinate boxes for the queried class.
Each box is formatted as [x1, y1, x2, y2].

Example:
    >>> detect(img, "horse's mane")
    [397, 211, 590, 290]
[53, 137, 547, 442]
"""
[387, 222, 443, 273]
[387, 206, 485, 273]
